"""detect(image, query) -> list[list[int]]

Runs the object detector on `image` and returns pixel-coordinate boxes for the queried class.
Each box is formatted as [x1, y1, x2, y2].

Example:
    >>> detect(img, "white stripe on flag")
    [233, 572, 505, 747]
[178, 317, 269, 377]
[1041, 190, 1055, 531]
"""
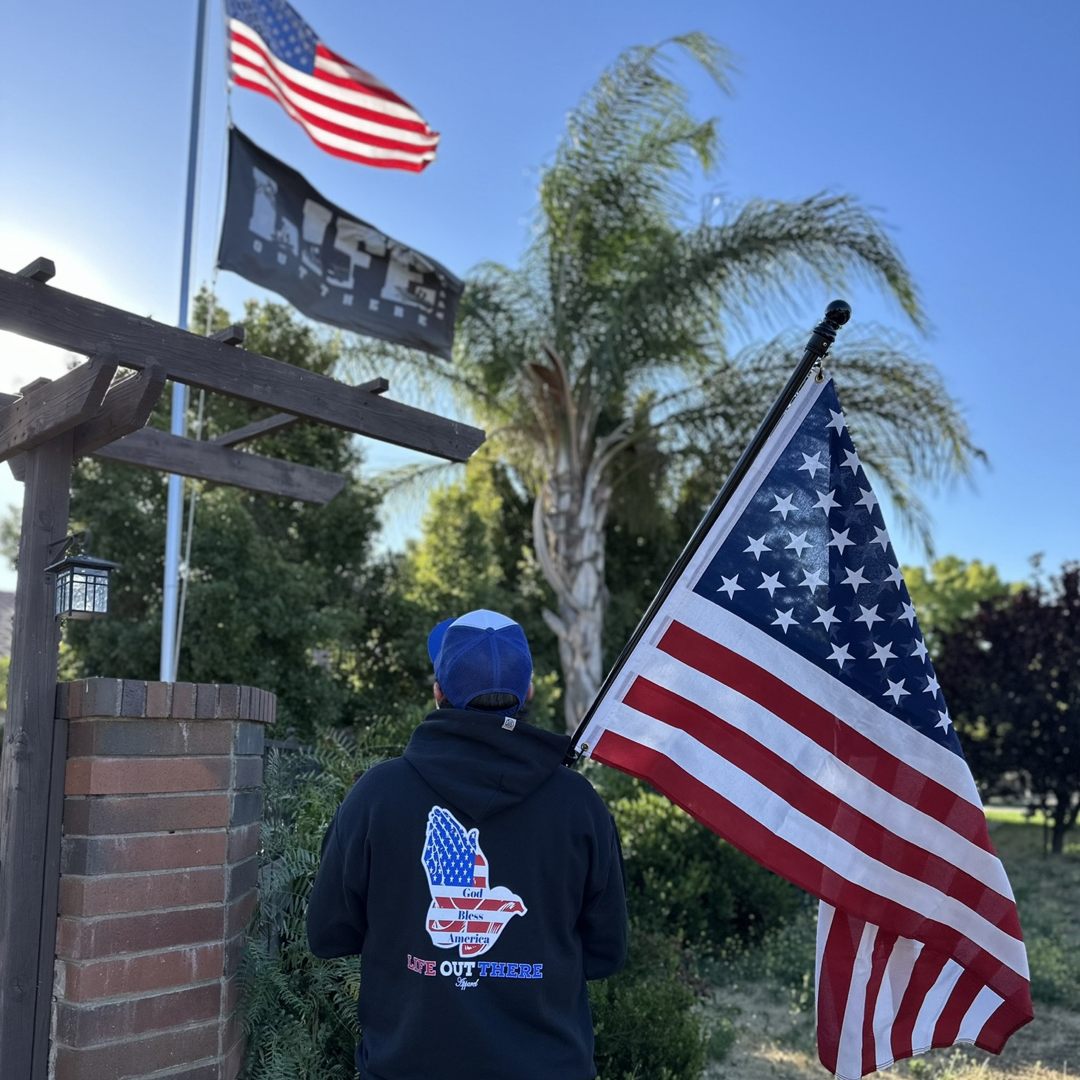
[834, 921, 880, 1080]
[911, 960, 965, 1054]
[604, 698, 1028, 975]
[613, 638, 1008, 889]
[230, 66, 436, 164]
[870, 934, 923, 1066]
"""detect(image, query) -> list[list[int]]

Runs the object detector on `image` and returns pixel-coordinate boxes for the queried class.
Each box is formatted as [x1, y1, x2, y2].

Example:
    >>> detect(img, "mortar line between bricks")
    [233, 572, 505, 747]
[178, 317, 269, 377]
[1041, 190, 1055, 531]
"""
[62, 865, 234, 882]
[65, 864, 239, 877]
[52, 1015, 225, 1052]
[59, 901, 228, 923]
[66, 791, 235, 799]
[132, 1055, 224, 1080]
[61, 939, 227, 964]
[62, 826, 236, 839]
[52, 975, 225, 1009]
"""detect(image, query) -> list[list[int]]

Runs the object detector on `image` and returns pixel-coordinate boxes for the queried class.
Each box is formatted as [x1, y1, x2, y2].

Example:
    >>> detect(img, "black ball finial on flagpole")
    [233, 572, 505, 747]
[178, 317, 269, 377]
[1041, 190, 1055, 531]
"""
[804, 299, 852, 364]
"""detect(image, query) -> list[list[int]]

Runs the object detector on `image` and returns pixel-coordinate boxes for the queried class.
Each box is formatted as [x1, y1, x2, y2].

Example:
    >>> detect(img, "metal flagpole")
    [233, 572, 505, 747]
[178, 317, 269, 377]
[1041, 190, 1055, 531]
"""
[567, 299, 852, 759]
[161, 0, 210, 681]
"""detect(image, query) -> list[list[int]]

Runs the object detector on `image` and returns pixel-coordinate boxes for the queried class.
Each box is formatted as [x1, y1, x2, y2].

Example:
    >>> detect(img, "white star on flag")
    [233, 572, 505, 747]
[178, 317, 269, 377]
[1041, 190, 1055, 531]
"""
[717, 575, 744, 599]
[770, 493, 796, 519]
[758, 571, 783, 597]
[786, 531, 811, 556]
[744, 535, 770, 559]
[814, 489, 840, 514]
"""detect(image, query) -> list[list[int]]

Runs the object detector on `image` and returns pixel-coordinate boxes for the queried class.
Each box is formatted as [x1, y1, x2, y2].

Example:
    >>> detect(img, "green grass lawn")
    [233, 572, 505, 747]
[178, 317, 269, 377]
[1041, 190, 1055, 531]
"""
[984, 806, 1049, 827]
[704, 815, 1080, 1080]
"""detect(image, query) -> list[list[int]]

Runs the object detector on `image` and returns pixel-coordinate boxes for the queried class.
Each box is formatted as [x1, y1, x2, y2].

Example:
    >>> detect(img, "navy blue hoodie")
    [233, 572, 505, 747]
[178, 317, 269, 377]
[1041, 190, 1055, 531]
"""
[307, 709, 628, 1080]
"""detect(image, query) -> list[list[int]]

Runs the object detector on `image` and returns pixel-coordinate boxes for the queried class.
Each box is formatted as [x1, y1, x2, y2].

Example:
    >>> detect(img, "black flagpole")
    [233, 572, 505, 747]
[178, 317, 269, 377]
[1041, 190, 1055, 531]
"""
[566, 299, 852, 762]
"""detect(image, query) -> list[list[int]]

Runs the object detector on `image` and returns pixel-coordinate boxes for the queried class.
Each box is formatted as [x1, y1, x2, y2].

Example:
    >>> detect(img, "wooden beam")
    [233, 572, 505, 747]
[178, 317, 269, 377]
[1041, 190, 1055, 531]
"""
[70, 366, 167, 458]
[210, 413, 300, 448]
[0, 269, 484, 462]
[97, 428, 346, 504]
[0, 431, 74, 1080]
[357, 377, 390, 395]
[17, 257, 54, 283]
[0, 358, 116, 462]
[211, 324, 245, 346]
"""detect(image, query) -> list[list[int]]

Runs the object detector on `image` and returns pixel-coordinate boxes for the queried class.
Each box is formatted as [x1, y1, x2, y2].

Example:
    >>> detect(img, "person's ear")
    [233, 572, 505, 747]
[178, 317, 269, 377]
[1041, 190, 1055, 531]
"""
[526, 683, 534, 702]
[433, 681, 446, 706]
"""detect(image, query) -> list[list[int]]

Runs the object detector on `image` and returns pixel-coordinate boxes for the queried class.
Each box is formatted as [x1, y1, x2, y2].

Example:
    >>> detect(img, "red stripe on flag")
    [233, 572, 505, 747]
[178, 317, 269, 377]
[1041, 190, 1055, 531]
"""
[816, 911, 863, 1074]
[229, 51, 437, 152]
[622, 676, 1022, 937]
[232, 32, 434, 136]
[932, 968, 984, 1048]
[889, 947, 951, 1059]
[976, 998, 1033, 1056]
[861, 927, 899, 1076]
[592, 728, 1031, 1033]
[658, 621, 995, 852]
[229, 74, 430, 172]
[315, 44, 418, 107]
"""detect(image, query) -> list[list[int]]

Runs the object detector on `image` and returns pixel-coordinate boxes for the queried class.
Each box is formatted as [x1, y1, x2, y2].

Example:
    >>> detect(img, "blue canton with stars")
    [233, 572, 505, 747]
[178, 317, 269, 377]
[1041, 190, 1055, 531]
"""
[227, 0, 319, 73]
[693, 380, 962, 755]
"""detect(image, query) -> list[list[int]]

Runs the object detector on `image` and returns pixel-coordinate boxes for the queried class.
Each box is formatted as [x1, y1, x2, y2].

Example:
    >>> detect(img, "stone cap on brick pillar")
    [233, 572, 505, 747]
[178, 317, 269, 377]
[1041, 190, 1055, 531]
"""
[56, 679, 277, 726]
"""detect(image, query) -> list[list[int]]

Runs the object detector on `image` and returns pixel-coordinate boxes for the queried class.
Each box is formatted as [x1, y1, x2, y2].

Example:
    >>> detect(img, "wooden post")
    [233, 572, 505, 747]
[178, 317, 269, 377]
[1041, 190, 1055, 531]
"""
[0, 431, 75, 1080]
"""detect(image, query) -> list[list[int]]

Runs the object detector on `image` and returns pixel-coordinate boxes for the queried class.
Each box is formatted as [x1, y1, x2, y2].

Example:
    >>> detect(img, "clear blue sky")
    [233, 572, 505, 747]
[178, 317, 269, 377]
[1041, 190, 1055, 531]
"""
[1, 1, 1077, 592]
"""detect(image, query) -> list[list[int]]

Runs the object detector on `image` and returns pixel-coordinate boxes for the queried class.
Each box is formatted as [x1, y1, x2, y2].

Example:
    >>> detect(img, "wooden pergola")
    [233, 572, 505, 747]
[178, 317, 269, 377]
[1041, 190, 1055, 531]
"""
[0, 258, 484, 1080]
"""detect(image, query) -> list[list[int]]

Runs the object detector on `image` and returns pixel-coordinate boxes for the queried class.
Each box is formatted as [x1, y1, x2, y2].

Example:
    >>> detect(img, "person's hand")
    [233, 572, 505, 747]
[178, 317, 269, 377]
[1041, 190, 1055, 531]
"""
[421, 807, 526, 957]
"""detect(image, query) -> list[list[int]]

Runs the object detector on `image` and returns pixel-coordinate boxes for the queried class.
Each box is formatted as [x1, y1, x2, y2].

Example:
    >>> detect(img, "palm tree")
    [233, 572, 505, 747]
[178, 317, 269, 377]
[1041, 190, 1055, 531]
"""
[351, 34, 982, 733]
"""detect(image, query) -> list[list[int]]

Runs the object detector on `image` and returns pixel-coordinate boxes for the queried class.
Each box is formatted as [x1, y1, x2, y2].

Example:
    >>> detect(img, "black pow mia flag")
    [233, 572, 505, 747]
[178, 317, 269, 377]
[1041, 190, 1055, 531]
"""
[218, 127, 461, 359]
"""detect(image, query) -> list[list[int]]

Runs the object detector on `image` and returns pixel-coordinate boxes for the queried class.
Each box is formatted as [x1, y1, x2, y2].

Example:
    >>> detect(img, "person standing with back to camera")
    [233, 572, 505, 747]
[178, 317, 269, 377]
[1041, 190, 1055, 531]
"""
[307, 608, 628, 1080]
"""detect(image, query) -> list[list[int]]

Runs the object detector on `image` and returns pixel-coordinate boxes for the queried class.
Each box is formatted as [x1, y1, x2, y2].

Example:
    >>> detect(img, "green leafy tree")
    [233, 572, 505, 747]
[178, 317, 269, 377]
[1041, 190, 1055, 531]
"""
[902, 555, 1013, 657]
[3, 295, 412, 738]
[350, 34, 982, 732]
[936, 562, 1080, 853]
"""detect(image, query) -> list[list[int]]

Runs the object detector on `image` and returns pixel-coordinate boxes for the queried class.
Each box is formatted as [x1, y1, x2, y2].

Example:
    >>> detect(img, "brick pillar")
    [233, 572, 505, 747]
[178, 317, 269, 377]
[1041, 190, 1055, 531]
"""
[50, 679, 275, 1080]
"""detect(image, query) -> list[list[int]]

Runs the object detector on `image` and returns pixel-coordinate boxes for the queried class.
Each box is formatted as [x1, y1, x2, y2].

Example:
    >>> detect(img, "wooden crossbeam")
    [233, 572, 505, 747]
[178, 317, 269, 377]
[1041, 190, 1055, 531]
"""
[0, 357, 116, 461]
[209, 378, 390, 448]
[71, 366, 167, 458]
[3, 386, 343, 501]
[0, 268, 484, 462]
[209, 413, 301, 448]
[97, 428, 345, 504]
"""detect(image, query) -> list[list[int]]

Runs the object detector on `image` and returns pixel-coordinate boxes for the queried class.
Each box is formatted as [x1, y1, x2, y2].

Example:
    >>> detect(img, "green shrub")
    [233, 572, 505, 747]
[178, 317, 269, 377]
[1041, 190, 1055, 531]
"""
[590, 931, 709, 1080]
[240, 733, 377, 1080]
[608, 787, 799, 956]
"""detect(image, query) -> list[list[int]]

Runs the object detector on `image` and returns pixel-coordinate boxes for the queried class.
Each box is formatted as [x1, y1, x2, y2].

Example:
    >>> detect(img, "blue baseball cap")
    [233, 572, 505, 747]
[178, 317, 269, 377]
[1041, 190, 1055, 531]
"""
[427, 609, 533, 712]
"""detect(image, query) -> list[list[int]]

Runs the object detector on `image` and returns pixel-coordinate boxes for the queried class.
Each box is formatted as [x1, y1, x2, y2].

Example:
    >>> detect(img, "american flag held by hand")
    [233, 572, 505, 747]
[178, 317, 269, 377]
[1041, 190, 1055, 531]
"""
[574, 373, 1033, 1079]
[225, 0, 440, 172]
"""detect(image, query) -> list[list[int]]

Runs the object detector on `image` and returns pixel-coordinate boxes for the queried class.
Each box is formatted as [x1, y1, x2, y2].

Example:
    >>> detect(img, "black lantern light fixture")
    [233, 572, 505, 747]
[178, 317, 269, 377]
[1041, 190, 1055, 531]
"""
[44, 534, 119, 620]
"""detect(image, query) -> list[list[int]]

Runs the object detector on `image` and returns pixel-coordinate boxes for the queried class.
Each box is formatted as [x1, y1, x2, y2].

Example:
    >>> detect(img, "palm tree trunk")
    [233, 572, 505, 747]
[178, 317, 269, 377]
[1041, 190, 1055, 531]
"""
[534, 459, 612, 734]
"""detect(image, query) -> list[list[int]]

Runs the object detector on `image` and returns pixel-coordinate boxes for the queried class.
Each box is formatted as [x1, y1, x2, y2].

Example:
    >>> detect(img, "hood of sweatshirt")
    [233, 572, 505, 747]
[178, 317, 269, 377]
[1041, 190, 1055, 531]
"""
[402, 708, 571, 823]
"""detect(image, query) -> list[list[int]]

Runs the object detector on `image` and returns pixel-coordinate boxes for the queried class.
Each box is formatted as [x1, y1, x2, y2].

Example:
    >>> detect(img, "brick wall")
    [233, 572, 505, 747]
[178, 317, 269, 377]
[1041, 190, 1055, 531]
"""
[51, 679, 275, 1080]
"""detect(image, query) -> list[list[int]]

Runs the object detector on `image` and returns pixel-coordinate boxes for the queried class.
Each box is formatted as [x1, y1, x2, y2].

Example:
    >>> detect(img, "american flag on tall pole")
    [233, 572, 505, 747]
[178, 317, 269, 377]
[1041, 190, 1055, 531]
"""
[225, 0, 440, 172]
[571, 304, 1033, 1079]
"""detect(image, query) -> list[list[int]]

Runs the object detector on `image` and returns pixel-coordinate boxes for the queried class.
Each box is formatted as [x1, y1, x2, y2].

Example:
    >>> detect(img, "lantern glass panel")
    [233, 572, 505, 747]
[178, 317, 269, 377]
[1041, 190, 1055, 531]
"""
[68, 566, 110, 619]
[54, 567, 73, 617]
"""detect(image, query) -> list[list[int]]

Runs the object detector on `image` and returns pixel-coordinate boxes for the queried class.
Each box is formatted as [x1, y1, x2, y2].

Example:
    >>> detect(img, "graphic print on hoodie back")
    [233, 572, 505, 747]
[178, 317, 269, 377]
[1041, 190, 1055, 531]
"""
[422, 806, 527, 957]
